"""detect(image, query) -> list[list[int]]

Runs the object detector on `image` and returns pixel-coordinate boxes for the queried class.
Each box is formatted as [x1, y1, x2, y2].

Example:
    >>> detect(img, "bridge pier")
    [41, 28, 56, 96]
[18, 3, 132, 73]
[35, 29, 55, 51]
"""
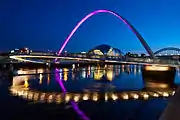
[142, 65, 176, 89]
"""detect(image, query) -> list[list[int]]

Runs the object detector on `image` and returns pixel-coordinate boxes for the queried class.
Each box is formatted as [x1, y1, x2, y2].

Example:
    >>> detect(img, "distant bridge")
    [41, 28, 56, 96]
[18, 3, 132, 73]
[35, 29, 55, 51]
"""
[154, 47, 180, 56]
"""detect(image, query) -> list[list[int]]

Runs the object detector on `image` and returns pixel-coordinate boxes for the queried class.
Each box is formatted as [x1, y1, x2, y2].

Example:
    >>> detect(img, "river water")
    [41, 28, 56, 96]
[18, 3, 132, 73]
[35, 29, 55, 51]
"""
[0, 64, 180, 120]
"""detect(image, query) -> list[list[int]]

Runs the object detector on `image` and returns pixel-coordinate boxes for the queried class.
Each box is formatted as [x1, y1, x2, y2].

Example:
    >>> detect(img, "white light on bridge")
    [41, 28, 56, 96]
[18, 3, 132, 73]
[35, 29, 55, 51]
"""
[133, 94, 139, 99]
[72, 64, 75, 69]
[105, 93, 108, 101]
[92, 93, 98, 101]
[143, 94, 149, 99]
[162, 92, 169, 97]
[74, 94, 80, 102]
[121, 93, 129, 100]
[172, 91, 175, 95]
[65, 94, 71, 102]
[153, 93, 159, 97]
[81, 52, 86, 53]
[111, 94, 118, 100]
[83, 94, 89, 100]
[56, 94, 62, 104]
[47, 95, 53, 103]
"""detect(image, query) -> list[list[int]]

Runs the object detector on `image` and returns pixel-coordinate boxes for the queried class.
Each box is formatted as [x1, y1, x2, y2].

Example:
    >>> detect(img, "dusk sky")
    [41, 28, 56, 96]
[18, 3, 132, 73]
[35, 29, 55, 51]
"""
[1, 0, 180, 53]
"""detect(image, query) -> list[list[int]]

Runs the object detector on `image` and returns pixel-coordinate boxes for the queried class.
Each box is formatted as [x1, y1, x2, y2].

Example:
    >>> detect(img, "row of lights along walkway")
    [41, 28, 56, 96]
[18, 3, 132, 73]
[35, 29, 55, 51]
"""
[10, 86, 175, 104]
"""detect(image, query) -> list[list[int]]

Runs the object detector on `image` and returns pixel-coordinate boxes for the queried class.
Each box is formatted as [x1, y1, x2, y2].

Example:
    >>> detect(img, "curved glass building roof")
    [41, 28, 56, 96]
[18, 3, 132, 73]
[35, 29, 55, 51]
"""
[88, 44, 123, 56]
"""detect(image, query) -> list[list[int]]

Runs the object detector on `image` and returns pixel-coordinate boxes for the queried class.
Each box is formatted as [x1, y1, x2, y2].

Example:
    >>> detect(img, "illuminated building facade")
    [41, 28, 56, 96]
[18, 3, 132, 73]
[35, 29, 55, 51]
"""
[88, 44, 123, 59]
[10, 47, 56, 56]
[10, 47, 30, 55]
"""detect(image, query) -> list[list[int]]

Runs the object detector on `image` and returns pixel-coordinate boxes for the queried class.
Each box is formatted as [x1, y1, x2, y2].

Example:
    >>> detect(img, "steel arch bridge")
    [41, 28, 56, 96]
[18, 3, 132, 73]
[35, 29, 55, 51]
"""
[10, 9, 156, 64]
[154, 47, 180, 56]
[55, 9, 155, 60]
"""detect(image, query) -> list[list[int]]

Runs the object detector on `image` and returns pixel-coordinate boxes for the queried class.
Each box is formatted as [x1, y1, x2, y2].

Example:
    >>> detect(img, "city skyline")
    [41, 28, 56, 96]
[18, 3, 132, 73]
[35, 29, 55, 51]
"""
[1, 1, 180, 120]
[1, 0, 180, 53]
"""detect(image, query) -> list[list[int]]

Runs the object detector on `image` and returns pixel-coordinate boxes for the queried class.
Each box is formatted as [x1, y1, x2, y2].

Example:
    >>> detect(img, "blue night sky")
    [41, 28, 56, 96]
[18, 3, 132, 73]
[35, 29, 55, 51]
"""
[1, 0, 180, 53]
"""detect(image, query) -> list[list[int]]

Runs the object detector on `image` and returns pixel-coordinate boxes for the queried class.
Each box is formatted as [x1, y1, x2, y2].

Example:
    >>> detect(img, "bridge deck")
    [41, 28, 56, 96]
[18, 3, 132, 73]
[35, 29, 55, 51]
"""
[9, 55, 180, 67]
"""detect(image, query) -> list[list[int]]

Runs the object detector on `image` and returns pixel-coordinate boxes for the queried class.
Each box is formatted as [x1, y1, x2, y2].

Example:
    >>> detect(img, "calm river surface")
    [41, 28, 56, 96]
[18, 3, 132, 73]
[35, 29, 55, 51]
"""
[0, 64, 180, 120]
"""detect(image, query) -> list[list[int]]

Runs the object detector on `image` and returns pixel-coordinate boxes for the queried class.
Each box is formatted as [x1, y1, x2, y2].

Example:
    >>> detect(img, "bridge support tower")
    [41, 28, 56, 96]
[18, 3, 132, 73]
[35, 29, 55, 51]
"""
[142, 65, 176, 89]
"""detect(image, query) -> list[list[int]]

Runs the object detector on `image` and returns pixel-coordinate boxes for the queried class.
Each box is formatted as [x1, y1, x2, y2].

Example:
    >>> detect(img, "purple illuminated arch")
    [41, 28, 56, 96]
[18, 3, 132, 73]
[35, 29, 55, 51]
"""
[55, 9, 155, 61]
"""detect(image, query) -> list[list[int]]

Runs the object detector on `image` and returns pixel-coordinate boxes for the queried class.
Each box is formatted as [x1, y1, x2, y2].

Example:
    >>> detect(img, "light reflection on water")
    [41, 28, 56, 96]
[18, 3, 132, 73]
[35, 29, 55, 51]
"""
[12, 65, 144, 92]
[10, 64, 180, 102]
[4, 64, 180, 120]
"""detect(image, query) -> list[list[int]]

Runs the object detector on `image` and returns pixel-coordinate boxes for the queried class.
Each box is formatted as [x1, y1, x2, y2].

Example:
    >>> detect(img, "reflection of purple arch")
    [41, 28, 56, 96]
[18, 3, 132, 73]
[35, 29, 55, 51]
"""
[55, 9, 155, 61]
[55, 69, 90, 120]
